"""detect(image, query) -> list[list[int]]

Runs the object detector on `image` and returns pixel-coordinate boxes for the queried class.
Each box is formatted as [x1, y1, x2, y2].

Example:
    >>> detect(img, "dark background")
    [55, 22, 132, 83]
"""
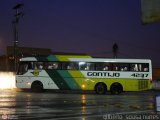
[0, 0, 160, 67]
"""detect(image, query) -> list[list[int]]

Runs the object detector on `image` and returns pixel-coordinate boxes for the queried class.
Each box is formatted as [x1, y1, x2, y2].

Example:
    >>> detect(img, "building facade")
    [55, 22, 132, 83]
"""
[0, 46, 52, 71]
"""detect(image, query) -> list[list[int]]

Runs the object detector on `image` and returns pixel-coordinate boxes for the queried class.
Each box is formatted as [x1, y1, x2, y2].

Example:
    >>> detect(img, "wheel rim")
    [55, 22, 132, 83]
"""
[96, 83, 106, 94]
[111, 85, 122, 95]
[31, 83, 43, 92]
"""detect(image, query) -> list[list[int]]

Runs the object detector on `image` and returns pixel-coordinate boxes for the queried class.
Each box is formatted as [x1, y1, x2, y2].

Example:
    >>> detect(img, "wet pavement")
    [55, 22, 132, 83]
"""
[0, 90, 159, 120]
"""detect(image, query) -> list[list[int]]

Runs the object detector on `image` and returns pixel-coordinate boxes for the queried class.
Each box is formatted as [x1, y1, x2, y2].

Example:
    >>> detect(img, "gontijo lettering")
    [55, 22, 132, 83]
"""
[87, 72, 120, 77]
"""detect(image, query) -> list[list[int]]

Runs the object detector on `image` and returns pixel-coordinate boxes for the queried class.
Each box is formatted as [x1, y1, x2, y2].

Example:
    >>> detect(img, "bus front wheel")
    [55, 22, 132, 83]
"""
[31, 81, 43, 92]
[110, 83, 123, 95]
[95, 82, 107, 94]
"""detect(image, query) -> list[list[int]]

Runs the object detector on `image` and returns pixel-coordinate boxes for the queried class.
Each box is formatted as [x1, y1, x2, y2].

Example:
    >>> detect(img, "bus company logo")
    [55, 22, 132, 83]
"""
[1, 114, 8, 119]
[87, 72, 120, 78]
[31, 70, 40, 76]
[1, 114, 18, 119]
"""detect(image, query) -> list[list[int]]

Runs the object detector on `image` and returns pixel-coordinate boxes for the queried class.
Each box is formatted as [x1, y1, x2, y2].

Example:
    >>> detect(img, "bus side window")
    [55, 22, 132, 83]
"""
[120, 64, 129, 71]
[144, 68, 148, 71]
[67, 65, 72, 70]
[84, 66, 89, 70]
[38, 62, 43, 69]
[79, 62, 87, 70]
[103, 65, 109, 71]
[28, 62, 33, 69]
[62, 62, 70, 70]
[48, 63, 53, 69]
[95, 63, 103, 71]
[67, 63, 73, 70]
[52, 62, 59, 69]
[139, 64, 142, 71]
[66, 62, 79, 70]
[113, 64, 119, 71]
[17, 62, 28, 75]
[33, 62, 38, 69]
[124, 67, 128, 71]
[131, 64, 138, 71]
[142, 63, 149, 72]
[103, 63, 110, 71]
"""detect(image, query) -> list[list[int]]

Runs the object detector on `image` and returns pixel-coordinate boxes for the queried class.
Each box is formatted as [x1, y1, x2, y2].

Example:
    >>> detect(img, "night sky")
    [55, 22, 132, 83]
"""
[0, 0, 160, 67]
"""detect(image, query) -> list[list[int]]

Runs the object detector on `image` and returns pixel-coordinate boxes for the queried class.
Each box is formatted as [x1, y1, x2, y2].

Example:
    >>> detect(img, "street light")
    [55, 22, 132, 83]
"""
[12, 3, 24, 71]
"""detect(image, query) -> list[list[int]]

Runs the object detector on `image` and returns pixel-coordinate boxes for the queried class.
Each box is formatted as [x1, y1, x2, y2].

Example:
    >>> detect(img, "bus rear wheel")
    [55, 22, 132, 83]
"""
[31, 81, 43, 92]
[95, 82, 107, 94]
[110, 83, 123, 95]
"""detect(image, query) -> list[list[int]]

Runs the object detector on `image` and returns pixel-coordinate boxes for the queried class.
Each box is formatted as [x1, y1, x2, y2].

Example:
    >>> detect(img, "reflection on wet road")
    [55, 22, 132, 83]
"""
[0, 90, 156, 120]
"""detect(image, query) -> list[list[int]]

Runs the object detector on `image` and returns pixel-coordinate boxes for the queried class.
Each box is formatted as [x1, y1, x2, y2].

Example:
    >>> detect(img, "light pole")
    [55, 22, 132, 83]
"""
[12, 3, 24, 71]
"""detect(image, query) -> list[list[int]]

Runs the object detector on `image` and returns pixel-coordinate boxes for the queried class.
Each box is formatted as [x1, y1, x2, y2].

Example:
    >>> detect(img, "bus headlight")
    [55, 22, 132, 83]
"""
[82, 84, 85, 88]
[27, 82, 31, 85]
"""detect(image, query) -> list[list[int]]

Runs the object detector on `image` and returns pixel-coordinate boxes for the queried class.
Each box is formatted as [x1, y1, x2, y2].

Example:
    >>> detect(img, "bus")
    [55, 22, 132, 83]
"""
[16, 55, 152, 94]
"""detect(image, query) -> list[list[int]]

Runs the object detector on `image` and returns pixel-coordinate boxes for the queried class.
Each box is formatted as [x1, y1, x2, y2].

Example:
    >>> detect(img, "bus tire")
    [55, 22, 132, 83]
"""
[31, 81, 44, 92]
[95, 82, 107, 94]
[110, 82, 123, 95]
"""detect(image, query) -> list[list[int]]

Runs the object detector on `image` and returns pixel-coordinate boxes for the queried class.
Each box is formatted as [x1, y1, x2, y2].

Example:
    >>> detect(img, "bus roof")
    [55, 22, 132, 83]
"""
[19, 55, 91, 61]
[69, 58, 151, 63]
[19, 55, 151, 63]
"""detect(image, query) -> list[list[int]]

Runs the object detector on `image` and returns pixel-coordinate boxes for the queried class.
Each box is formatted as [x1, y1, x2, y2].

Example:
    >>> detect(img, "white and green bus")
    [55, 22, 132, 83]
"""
[16, 55, 152, 94]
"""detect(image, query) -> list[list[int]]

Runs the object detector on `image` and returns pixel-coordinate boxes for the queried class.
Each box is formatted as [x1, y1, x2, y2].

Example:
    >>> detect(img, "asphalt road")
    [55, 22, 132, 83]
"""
[0, 90, 159, 120]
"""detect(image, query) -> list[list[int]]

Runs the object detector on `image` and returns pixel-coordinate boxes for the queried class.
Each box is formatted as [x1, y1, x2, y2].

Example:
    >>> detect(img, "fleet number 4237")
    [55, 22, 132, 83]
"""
[131, 73, 148, 78]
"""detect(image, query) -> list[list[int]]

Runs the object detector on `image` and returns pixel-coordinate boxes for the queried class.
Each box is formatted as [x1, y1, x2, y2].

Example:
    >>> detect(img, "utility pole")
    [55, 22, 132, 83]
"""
[12, 3, 24, 71]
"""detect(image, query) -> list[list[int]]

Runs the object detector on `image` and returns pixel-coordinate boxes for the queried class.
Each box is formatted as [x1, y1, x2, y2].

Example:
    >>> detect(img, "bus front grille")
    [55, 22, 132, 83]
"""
[138, 80, 148, 90]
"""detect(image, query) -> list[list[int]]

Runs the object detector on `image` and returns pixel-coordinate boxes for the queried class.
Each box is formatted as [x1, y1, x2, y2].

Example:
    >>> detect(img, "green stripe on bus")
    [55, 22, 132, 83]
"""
[47, 55, 59, 61]
[36, 57, 48, 61]
[58, 70, 81, 90]
[46, 69, 70, 90]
